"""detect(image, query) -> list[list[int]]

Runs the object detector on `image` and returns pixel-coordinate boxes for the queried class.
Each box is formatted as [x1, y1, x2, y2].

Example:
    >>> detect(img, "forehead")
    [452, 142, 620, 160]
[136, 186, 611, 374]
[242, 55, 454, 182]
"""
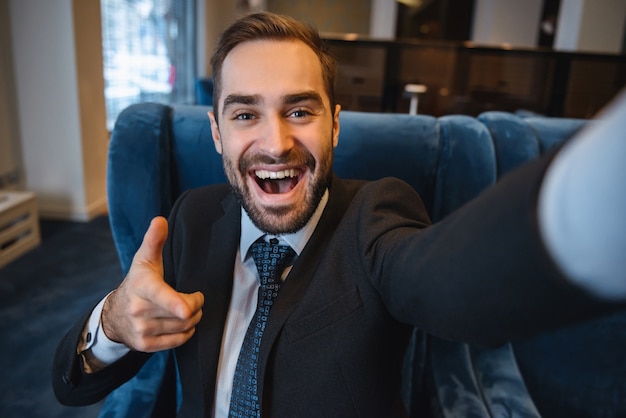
[219, 39, 327, 104]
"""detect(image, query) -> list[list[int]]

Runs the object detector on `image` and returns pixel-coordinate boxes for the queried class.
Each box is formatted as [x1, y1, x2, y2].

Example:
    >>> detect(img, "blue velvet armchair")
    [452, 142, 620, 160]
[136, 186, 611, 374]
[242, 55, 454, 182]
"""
[102, 103, 626, 417]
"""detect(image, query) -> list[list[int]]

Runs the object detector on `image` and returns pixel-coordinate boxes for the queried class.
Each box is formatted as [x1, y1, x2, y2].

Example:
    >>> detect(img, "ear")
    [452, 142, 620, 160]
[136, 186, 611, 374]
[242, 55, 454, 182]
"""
[208, 111, 223, 155]
[332, 104, 341, 148]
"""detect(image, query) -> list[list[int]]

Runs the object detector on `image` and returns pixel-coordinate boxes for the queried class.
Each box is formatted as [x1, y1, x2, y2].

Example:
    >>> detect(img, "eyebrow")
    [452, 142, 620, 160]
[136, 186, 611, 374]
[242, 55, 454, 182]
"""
[282, 91, 324, 107]
[221, 91, 325, 115]
[222, 94, 261, 112]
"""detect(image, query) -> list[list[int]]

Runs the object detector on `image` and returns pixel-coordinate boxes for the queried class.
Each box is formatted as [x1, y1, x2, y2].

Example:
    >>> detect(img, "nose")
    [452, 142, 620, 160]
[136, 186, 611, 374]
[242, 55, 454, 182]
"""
[259, 115, 294, 158]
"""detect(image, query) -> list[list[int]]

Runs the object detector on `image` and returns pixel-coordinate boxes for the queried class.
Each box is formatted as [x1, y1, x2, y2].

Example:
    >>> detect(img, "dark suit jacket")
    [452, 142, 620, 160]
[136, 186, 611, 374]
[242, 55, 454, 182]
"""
[53, 155, 615, 417]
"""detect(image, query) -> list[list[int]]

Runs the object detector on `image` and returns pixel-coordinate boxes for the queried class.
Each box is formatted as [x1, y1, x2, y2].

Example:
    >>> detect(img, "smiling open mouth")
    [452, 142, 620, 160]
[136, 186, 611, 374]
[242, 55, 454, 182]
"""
[254, 169, 301, 194]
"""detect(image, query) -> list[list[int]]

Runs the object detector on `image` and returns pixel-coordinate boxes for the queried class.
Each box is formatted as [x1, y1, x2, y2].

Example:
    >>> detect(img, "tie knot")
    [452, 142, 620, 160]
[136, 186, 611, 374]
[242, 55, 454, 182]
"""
[250, 238, 296, 286]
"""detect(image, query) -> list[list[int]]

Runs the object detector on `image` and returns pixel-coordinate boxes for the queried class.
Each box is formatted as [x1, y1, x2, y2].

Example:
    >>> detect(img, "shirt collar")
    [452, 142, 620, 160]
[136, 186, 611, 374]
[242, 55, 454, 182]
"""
[240, 189, 329, 262]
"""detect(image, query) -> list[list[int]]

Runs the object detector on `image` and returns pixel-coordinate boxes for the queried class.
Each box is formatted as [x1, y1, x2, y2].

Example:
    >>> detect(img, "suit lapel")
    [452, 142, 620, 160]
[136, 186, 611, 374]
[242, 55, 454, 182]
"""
[196, 194, 241, 408]
[256, 176, 354, 400]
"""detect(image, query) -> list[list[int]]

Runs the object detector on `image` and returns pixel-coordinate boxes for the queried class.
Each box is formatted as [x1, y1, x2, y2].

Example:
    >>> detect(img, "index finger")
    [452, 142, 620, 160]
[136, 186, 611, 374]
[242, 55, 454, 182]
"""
[138, 275, 196, 320]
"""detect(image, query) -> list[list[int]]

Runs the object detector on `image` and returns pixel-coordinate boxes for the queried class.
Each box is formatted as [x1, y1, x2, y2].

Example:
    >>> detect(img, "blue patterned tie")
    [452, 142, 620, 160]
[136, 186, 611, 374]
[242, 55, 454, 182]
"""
[228, 238, 296, 417]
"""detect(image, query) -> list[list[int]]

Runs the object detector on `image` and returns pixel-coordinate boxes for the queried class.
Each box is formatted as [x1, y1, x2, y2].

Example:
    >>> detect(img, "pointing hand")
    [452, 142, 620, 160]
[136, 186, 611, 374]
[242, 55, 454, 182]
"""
[101, 216, 204, 352]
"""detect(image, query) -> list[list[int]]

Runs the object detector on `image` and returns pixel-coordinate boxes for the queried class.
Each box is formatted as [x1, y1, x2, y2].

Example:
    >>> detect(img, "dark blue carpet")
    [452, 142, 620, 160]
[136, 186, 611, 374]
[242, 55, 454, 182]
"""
[0, 216, 122, 418]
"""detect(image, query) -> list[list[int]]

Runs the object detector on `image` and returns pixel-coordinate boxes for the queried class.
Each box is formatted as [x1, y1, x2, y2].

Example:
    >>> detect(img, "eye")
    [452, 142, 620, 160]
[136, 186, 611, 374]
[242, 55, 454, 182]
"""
[288, 109, 311, 118]
[233, 112, 255, 121]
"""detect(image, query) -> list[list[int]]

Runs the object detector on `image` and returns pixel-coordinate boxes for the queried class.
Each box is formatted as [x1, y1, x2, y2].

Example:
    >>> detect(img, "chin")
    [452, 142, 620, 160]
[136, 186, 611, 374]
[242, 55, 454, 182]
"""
[248, 204, 311, 235]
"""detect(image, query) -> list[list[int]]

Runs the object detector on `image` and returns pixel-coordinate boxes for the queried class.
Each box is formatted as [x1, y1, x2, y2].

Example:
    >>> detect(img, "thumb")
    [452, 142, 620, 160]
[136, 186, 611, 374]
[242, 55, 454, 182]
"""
[134, 216, 168, 271]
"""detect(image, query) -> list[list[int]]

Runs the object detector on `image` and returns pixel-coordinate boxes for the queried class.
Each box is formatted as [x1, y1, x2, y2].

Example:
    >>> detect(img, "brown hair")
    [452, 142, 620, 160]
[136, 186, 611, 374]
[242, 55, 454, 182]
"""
[210, 12, 337, 119]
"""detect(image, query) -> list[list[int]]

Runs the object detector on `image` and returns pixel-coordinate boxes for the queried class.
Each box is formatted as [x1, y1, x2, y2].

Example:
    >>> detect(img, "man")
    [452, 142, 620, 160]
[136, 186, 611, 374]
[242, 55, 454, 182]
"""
[53, 12, 625, 417]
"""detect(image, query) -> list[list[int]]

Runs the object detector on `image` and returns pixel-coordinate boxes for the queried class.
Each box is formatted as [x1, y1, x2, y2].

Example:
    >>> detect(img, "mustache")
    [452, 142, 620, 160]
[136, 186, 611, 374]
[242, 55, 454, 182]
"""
[239, 147, 316, 172]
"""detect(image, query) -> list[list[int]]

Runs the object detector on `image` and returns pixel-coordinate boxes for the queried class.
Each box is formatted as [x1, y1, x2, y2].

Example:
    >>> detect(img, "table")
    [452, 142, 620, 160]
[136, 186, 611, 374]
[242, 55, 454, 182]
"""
[0, 191, 41, 268]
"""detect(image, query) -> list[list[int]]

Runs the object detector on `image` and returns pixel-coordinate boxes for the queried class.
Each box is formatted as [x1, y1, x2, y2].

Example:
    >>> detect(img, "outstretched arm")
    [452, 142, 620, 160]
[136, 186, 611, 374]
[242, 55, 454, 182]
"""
[370, 90, 626, 346]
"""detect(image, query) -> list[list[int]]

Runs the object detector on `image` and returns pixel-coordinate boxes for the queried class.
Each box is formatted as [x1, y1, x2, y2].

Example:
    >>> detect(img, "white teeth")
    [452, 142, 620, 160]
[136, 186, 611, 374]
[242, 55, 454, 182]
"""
[255, 169, 297, 180]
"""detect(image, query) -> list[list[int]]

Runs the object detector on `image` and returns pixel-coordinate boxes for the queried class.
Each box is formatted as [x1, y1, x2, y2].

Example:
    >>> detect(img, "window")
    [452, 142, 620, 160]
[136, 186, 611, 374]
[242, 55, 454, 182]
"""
[101, 0, 196, 130]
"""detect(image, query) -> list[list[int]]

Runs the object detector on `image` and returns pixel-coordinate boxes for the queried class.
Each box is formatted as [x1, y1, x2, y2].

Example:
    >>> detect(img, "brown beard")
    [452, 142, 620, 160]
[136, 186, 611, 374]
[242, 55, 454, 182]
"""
[223, 144, 333, 235]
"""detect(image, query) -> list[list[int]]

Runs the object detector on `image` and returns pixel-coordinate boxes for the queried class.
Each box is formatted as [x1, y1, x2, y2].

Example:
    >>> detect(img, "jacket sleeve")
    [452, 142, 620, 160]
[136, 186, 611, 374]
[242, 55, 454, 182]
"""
[358, 152, 625, 347]
[51, 302, 153, 405]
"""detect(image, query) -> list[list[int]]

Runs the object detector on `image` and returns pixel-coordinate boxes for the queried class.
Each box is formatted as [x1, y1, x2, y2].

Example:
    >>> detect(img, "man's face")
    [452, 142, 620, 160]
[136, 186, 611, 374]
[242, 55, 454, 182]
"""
[209, 40, 340, 234]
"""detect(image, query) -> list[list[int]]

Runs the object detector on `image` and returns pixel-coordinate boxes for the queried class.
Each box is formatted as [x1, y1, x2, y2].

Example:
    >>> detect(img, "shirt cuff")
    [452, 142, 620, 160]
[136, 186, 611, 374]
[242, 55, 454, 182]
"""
[538, 89, 626, 300]
[79, 292, 130, 372]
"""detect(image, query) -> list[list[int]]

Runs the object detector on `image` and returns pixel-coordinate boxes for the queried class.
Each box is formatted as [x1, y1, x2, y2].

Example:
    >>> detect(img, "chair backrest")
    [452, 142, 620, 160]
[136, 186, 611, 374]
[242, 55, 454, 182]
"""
[105, 103, 587, 417]
[107, 103, 584, 273]
[195, 77, 214, 106]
